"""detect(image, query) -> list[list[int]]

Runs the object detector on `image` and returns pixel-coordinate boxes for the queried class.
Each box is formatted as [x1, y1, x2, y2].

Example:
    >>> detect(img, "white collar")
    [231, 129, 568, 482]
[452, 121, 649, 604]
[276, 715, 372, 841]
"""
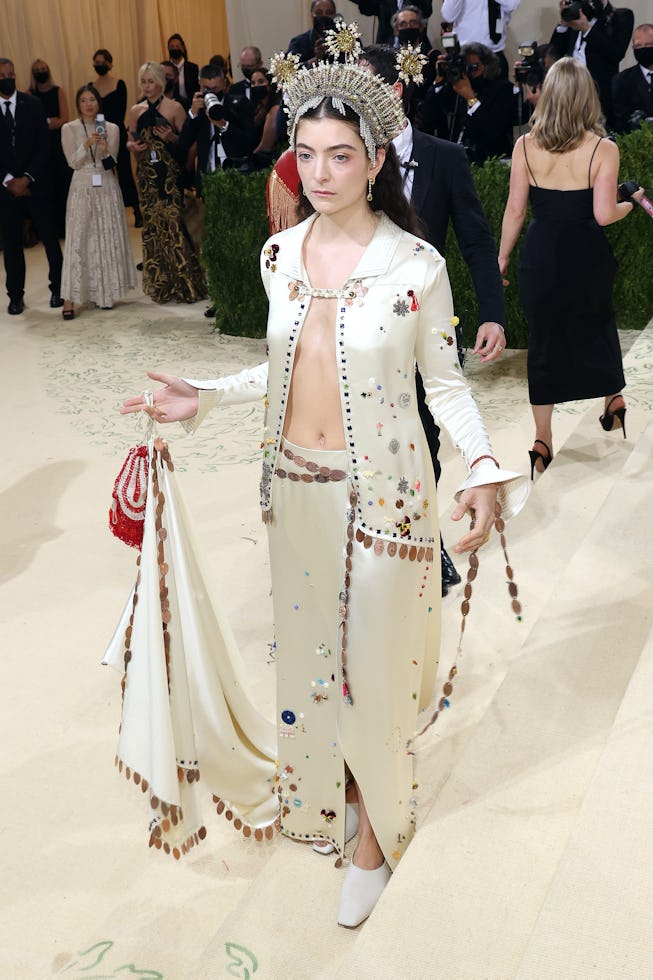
[639, 62, 653, 80]
[393, 121, 413, 163]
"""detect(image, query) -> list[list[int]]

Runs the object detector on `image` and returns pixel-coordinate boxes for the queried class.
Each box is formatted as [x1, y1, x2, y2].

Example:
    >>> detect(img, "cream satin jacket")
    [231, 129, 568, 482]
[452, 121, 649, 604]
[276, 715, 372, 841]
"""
[185, 213, 526, 542]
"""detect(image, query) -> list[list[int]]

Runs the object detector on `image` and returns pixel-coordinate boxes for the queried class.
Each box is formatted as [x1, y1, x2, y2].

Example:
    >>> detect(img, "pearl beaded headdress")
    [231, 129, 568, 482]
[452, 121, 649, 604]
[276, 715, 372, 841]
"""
[270, 23, 427, 164]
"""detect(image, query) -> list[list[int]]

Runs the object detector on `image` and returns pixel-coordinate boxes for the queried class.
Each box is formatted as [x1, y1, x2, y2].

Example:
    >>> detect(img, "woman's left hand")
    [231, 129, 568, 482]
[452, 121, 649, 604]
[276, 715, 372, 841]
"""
[451, 484, 498, 553]
[154, 124, 177, 142]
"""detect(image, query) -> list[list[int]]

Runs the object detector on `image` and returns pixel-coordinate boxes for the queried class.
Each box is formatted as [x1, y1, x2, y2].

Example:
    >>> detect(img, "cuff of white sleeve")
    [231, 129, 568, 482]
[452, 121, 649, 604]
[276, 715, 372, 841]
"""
[178, 386, 221, 434]
[454, 460, 530, 521]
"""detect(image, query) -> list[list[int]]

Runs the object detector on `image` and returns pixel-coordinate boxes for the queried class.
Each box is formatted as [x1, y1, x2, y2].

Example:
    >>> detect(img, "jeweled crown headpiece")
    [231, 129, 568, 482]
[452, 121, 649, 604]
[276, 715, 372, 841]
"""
[270, 23, 426, 164]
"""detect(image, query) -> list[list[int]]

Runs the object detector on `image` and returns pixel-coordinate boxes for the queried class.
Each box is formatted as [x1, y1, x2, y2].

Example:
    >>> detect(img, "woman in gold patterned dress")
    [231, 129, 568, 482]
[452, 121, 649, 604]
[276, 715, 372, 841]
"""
[127, 62, 206, 305]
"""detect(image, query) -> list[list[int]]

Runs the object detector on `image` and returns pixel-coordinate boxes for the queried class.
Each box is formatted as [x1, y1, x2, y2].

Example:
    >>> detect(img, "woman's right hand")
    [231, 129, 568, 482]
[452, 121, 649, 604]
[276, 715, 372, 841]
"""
[121, 371, 199, 423]
[126, 137, 148, 152]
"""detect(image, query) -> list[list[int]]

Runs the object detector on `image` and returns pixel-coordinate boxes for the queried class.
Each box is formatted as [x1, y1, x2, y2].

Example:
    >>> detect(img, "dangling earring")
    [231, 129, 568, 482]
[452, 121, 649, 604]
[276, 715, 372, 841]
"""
[367, 176, 375, 202]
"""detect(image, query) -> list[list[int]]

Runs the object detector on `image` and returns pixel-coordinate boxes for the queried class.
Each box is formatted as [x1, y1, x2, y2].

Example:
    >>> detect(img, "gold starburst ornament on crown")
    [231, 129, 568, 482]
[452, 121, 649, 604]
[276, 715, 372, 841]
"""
[395, 45, 429, 86]
[323, 21, 363, 63]
[269, 51, 301, 90]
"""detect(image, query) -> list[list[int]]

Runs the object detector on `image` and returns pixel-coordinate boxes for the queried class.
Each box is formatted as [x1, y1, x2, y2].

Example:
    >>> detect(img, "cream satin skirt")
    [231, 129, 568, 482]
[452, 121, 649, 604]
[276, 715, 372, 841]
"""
[268, 439, 441, 870]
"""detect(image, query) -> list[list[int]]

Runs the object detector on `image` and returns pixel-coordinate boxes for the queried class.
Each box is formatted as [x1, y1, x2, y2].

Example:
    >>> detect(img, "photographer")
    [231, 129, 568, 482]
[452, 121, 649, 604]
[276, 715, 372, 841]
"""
[513, 43, 558, 125]
[419, 41, 513, 163]
[549, 0, 634, 128]
[175, 64, 255, 194]
[288, 0, 339, 65]
[350, 1, 432, 45]
[612, 23, 653, 132]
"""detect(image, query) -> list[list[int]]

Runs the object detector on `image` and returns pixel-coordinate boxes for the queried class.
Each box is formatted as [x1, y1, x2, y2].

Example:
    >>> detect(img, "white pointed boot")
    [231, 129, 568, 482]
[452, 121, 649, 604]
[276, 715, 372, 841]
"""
[337, 855, 391, 928]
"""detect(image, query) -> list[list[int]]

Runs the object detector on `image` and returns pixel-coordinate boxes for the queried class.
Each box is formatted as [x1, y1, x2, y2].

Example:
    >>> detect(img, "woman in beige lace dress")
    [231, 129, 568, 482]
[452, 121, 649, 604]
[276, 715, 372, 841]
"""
[60, 85, 136, 318]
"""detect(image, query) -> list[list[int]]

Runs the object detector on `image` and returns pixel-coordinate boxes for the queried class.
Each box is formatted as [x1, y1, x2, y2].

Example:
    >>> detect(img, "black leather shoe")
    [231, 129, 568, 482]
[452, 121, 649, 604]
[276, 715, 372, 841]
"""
[50, 293, 64, 308]
[441, 540, 461, 597]
[8, 299, 24, 315]
[204, 305, 216, 318]
[136, 262, 143, 271]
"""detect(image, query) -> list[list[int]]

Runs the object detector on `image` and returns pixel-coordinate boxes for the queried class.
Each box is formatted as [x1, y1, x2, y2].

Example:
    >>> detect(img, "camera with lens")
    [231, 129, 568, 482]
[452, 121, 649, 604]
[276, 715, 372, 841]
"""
[514, 42, 544, 89]
[560, 0, 604, 22]
[439, 32, 469, 85]
[203, 90, 231, 122]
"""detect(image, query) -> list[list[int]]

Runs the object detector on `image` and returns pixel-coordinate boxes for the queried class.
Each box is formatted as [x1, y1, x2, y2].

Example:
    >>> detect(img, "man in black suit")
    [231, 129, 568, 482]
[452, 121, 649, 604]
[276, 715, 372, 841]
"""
[288, 0, 339, 65]
[230, 47, 265, 100]
[549, 0, 634, 128]
[420, 42, 514, 164]
[361, 45, 506, 591]
[175, 64, 256, 194]
[0, 58, 63, 315]
[352, 0, 433, 45]
[612, 22, 653, 131]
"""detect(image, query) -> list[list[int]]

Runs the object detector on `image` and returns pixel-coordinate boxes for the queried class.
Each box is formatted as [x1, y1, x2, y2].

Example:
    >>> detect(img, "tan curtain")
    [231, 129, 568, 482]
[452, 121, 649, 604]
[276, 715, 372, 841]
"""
[2, 0, 229, 123]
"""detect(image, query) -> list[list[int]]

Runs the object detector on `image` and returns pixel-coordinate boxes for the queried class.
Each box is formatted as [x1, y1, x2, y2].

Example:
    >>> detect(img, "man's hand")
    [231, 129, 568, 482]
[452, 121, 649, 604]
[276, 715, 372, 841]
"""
[191, 91, 205, 115]
[6, 176, 31, 197]
[559, 1, 591, 32]
[452, 75, 475, 101]
[472, 322, 505, 362]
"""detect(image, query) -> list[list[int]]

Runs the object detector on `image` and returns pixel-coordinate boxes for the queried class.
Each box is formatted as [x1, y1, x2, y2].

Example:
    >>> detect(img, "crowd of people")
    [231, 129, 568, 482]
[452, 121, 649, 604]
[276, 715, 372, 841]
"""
[1, 5, 650, 319]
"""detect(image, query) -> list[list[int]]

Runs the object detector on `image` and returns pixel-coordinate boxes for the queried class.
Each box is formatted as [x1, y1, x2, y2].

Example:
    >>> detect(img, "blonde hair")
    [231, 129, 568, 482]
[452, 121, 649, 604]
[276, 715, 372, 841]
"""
[530, 57, 605, 152]
[138, 61, 166, 97]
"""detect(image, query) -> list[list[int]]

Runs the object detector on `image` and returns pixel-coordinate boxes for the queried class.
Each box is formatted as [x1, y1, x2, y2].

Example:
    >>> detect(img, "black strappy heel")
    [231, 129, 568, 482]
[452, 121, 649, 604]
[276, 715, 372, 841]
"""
[528, 439, 553, 480]
[599, 396, 627, 438]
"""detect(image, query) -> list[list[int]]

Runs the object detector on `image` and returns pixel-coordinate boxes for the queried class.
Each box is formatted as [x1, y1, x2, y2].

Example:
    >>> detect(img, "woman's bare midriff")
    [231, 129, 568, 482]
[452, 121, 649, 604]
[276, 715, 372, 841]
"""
[282, 296, 346, 450]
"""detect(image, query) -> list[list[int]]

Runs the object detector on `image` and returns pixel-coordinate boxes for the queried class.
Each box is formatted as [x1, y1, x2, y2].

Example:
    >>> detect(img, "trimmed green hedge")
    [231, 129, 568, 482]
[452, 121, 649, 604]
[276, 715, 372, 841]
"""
[202, 124, 653, 346]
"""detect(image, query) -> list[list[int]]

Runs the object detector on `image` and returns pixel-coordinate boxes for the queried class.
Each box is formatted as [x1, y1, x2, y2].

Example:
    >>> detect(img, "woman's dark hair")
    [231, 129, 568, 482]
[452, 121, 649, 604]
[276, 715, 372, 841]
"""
[250, 69, 280, 120]
[167, 33, 188, 59]
[75, 83, 103, 114]
[295, 100, 424, 237]
[93, 48, 113, 63]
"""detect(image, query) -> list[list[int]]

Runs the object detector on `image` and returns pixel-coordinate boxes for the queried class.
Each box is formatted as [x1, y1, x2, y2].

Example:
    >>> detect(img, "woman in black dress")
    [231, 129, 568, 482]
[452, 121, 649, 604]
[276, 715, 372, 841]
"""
[90, 48, 141, 227]
[29, 59, 71, 237]
[499, 58, 644, 478]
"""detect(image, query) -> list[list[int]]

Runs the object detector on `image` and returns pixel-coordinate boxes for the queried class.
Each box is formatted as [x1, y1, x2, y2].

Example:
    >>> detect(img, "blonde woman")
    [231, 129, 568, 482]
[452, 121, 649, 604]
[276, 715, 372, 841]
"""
[126, 61, 206, 304]
[60, 85, 135, 317]
[499, 57, 644, 477]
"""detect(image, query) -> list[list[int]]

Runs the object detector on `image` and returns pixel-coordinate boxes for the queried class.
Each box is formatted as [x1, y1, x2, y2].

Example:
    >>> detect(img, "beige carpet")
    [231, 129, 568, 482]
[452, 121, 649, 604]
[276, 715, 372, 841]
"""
[1, 229, 652, 979]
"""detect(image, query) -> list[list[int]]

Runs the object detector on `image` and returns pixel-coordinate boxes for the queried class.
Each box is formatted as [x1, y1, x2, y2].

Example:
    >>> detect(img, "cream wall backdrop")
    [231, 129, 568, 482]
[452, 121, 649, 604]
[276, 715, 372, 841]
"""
[226, 0, 653, 82]
[2, 0, 229, 121]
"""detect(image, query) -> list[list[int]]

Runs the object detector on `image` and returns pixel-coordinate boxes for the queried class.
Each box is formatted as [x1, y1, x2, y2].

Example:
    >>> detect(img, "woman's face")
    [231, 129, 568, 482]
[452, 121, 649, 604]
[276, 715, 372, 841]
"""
[295, 116, 384, 218]
[78, 91, 99, 119]
[140, 72, 162, 101]
[32, 60, 49, 79]
[250, 70, 270, 91]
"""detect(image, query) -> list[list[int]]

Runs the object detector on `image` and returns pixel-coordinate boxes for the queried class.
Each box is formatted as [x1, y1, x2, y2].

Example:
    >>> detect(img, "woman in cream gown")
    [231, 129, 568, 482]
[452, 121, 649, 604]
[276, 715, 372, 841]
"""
[61, 85, 135, 316]
[122, 52, 527, 928]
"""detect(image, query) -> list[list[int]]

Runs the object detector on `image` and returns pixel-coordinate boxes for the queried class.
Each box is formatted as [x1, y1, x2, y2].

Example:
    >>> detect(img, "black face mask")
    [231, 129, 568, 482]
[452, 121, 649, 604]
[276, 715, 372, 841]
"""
[94, 64, 110, 76]
[633, 46, 653, 68]
[0, 77, 16, 96]
[169, 49, 183, 60]
[241, 67, 254, 80]
[34, 70, 50, 84]
[164, 80, 176, 94]
[251, 85, 269, 102]
[398, 27, 421, 44]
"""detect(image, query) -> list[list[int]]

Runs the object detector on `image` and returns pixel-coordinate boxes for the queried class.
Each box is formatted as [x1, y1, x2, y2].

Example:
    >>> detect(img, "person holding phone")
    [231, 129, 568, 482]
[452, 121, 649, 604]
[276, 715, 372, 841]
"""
[60, 85, 135, 318]
[126, 61, 206, 304]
